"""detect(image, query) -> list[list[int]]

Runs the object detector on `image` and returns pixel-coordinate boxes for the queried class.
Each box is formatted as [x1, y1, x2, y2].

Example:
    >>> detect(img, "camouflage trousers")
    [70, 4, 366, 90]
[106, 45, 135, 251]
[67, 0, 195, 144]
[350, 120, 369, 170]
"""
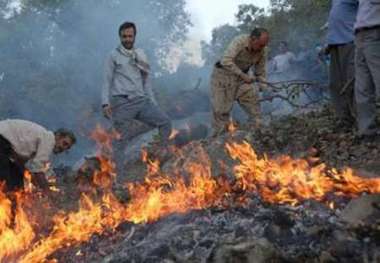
[210, 67, 261, 135]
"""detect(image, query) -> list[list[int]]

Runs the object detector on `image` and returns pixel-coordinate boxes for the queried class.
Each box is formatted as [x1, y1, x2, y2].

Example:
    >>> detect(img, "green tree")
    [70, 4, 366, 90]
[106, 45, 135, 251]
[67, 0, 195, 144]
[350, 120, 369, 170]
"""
[266, 0, 331, 52]
[235, 4, 266, 32]
[203, 0, 331, 62]
[201, 24, 240, 66]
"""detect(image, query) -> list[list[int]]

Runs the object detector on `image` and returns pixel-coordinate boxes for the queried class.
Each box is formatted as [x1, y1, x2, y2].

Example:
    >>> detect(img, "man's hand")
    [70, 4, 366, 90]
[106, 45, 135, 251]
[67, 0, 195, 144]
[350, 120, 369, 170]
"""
[256, 76, 266, 83]
[318, 45, 330, 57]
[31, 172, 50, 192]
[256, 77, 267, 92]
[257, 85, 265, 93]
[241, 74, 255, 84]
[102, 105, 112, 119]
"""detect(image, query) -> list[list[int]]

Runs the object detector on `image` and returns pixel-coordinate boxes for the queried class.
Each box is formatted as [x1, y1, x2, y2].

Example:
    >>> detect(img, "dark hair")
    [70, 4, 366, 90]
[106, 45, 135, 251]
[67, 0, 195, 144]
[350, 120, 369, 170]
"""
[119, 21, 137, 36]
[279, 41, 288, 48]
[55, 128, 76, 144]
[250, 27, 268, 39]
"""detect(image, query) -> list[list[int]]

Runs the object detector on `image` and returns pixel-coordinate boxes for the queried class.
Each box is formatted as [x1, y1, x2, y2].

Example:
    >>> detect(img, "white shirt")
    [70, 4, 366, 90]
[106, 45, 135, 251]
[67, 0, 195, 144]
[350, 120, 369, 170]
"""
[272, 51, 296, 73]
[102, 45, 155, 106]
[0, 119, 55, 175]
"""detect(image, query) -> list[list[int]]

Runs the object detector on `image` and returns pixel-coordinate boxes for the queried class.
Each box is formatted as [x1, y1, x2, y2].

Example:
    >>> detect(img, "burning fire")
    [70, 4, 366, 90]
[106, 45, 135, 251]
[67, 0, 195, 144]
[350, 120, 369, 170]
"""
[227, 119, 237, 133]
[168, 129, 179, 140]
[141, 149, 161, 176]
[225, 141, 380, 205]
[90, 124, 121, 156]
[1, 126, 380, 262]
[23, 170, 34, 193]
[0, 191, 35, 262]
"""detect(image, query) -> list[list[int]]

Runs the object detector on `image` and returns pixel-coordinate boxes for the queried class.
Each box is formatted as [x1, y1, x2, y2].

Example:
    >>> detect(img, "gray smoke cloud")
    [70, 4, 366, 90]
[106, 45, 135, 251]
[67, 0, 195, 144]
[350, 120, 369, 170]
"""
[0, 0, 192, 164]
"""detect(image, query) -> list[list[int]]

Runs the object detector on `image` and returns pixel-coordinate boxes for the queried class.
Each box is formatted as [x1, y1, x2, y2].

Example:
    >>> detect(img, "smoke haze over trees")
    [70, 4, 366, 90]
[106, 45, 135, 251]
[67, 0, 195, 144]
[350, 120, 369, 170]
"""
[0, 0, 191, 120]
[0, 0, 191, 161]
[0, 0, 332, 162]
[202, 0, 331, 65]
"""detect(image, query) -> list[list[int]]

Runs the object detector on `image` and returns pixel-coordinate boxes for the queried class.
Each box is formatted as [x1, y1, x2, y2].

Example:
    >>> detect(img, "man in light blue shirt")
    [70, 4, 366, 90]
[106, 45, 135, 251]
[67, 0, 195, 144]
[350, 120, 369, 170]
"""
[325, 0, 358, 129]
[102, 22, 172, 177]
[354, 0, 380, 140]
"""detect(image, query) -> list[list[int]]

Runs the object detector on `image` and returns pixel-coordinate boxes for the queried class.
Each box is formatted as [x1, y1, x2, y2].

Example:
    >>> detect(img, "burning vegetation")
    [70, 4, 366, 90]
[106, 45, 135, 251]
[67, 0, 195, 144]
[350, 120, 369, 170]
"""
[1, 114, 380, 262]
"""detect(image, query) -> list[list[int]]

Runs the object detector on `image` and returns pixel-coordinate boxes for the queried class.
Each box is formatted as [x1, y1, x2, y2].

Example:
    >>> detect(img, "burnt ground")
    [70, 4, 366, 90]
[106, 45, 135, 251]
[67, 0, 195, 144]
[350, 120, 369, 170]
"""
[121, 106, 380, 182]
[47, 107, 380, 262]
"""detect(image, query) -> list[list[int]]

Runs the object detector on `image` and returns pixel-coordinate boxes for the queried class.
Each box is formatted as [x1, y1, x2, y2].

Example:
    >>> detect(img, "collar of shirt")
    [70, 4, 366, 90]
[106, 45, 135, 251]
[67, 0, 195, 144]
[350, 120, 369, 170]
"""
[118, 45, 151, 74]
[117, 45, 137, 59]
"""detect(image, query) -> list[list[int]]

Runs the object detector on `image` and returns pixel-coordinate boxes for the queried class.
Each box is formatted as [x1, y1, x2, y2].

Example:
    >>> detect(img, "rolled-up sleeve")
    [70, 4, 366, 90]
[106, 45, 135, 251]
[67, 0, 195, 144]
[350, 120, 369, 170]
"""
[102, 54, 115, 106]
[220, 36, 247, 78]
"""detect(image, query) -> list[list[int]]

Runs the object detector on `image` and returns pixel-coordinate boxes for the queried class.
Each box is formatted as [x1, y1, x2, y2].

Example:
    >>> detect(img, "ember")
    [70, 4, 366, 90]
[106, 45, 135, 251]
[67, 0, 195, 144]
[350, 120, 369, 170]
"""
[0, 125, 379, 262]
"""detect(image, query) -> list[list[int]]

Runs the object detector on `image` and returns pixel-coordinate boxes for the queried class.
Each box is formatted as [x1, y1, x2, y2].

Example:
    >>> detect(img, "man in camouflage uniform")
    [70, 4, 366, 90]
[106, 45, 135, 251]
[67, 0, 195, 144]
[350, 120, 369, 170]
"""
[210, 27, 269, 135]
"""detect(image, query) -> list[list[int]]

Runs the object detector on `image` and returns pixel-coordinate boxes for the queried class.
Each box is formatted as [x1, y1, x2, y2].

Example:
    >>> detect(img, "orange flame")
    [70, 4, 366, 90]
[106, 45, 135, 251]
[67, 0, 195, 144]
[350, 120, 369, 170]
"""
[2, 135, 380, 262]
[169, 129, 179, 140]
[125, 146, 226, 223]
[227, 120, 237, 133]
[92, 157, 116, 190]
[19, 194, 106, 263]
[141, 149, 161, 177]
[225, 141, 380, 205]
[0, 191, 35, 262]
[89, 125, 118, 186]
[23, 170, 34, 193]
[90, 124, 121, 157]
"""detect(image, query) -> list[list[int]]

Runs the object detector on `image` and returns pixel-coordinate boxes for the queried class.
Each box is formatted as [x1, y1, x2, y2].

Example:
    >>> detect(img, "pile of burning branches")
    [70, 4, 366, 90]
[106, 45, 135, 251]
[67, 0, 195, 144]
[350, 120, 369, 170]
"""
[1, 124, 380, 263]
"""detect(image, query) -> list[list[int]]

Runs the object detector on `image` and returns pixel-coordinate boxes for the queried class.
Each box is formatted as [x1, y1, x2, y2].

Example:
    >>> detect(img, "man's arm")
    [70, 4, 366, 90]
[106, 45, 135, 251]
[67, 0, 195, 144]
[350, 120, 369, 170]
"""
[26, 136, 54, 173]
[102, 54, 115, 118]
[26, 135, 55, 190]
[31, 172, 50, 191]
[102, 54, 115, 107]
[220, 36, 251, 80]
[289, 52, 297, 64]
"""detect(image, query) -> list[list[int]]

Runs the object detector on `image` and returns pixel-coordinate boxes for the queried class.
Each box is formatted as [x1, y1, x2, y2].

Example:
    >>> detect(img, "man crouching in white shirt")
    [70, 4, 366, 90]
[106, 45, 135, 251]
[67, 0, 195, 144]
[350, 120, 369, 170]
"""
[0, 119, 76, 192]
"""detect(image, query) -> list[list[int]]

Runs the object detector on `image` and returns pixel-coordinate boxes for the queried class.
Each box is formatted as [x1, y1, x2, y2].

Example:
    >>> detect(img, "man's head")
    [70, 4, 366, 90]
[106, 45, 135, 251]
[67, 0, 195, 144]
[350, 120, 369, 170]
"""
[119, 21, 137, 50]
[279, 41, 289, 54]
[249, 27, 269, 52]
[54, 128, 76, 154]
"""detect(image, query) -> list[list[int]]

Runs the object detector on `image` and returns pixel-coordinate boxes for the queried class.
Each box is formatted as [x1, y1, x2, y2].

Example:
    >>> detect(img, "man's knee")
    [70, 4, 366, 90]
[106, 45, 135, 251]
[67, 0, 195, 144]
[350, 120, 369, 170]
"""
[155, 109, 171, 127]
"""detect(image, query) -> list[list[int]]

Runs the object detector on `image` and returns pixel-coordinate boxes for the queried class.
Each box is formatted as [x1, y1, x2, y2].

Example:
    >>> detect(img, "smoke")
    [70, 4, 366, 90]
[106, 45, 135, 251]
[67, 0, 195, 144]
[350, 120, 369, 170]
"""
[261, 40, 329, 117]
[0, 1, 329, 167]
[0, 0, 193, 164]
[1, 0, 23, 19]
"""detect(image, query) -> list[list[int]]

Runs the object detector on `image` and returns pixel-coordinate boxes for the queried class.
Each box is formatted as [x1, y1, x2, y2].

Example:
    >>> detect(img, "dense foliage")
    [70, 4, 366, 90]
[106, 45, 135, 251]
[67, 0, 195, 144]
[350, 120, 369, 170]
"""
[202, 0, 331, 65]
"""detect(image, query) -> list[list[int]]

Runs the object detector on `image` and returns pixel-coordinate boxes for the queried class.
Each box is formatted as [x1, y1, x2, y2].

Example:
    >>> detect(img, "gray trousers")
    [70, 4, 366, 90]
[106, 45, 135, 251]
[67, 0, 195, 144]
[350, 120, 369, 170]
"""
[328, 43, 355, 123]
[355, 27, 380, 136]
[111, 95, 171, 175]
